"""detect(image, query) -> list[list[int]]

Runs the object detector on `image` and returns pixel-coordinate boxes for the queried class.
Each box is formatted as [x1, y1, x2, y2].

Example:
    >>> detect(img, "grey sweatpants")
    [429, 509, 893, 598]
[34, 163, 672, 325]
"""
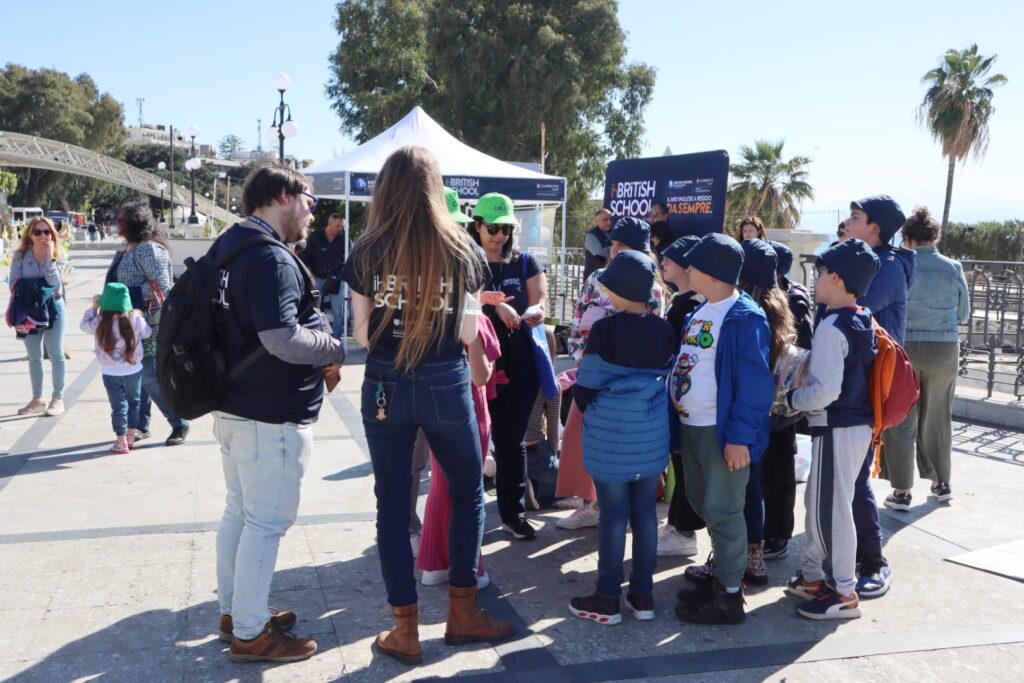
[802, 424, 872, 596]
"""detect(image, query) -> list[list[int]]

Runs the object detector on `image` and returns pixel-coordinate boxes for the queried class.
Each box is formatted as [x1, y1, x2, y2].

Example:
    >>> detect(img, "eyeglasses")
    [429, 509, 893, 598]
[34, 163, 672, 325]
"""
[301, 191, 319, 215]
[32, 229, 51, 236]
[485, 224, 514, 236]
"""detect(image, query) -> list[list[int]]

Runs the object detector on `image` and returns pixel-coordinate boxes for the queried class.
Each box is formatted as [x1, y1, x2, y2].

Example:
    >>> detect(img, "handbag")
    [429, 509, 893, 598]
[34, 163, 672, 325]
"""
[324, 274, 342, 295]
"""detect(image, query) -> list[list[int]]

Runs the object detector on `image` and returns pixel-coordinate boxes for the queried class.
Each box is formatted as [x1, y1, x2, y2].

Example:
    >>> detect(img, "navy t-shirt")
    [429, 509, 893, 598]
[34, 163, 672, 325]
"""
[214, 224, 327, 424]
[575, 312, 676, 410]
[342, 238, 488, 362]
[485, 251, 543, 316]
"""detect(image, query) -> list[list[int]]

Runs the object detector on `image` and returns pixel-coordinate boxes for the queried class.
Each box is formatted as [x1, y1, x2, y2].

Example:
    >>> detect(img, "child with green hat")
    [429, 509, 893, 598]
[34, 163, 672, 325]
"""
[80, 282, 152, 454]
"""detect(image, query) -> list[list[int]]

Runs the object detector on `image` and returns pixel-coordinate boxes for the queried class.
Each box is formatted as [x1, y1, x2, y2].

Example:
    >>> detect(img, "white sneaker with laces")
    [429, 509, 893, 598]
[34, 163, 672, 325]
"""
[420, 569, 448, 586]
[556, 503, 600, 530]
[656, 525, 698, 557]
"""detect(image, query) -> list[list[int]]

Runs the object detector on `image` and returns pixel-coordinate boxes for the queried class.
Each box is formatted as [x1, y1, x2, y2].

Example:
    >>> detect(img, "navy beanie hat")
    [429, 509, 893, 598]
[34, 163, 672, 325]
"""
[817, 238, 880, 297]
[597, 250, 657, 303]
[609, 216, 651, 252]
[769, 240, 793, 276]
[740, 239, 778, 288]
[661, 235, 700, 269]
[851, 195, 906, 243]
[685, 233, 744, 285]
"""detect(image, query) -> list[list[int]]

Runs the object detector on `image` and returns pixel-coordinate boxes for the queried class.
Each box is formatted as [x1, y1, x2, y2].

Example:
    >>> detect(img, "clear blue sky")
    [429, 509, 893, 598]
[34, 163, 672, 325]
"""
[3, 0, 1022, 231]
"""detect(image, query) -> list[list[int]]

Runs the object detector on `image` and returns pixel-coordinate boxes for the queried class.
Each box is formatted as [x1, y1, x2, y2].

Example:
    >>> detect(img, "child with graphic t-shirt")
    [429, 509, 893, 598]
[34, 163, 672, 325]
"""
[670, 233, 774, 626]
[568, 251, 676, 626]
[782, 239, 880, 620]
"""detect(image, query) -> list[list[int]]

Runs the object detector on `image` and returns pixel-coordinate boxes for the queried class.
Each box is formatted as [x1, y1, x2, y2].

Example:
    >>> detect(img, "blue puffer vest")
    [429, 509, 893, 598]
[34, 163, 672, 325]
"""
[577, 354, 671, 483]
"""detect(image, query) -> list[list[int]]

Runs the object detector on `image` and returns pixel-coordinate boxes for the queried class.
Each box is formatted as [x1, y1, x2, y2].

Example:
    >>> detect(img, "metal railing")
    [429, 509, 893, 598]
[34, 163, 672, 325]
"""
[529, 246, 586, 323]
[959, 261, 1024, 399]
[802, 255, 1023, 400]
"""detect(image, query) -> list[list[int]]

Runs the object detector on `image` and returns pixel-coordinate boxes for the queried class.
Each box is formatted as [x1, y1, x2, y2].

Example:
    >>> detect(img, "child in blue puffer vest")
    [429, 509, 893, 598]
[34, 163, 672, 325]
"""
[568, 250, 676, 626]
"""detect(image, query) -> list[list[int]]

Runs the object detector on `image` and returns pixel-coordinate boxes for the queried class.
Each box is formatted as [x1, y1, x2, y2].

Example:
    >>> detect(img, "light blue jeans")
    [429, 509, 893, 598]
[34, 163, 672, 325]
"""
[213, 412, 312, 639]
[24, 299, 67, 400]
[315, 276, 345, 338]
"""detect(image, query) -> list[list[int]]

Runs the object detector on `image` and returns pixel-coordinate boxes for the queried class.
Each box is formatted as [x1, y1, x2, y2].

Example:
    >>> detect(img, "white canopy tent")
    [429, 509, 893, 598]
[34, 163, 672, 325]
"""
[303, 106, 568, 346]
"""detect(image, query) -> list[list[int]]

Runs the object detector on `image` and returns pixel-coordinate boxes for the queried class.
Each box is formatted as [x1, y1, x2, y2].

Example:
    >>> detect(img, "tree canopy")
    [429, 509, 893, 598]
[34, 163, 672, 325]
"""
[0, 63, 126, 209]
[918, 44, 1007, 229]
[325, 0, 656, 242]
[726, 139, 813, 230]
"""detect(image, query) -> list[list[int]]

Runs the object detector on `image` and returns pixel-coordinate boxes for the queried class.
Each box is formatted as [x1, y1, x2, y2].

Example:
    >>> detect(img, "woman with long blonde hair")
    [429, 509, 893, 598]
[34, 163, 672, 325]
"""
[10, 216, 68, 416]
[343, 146, 515, 666]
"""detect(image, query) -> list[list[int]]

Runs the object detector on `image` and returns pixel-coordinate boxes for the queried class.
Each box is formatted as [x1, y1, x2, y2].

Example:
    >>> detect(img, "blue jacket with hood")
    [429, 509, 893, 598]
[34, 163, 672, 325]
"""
[859, 243, 916, 345]
[577, 354, 672, 483]
[678, 291, 774, 462]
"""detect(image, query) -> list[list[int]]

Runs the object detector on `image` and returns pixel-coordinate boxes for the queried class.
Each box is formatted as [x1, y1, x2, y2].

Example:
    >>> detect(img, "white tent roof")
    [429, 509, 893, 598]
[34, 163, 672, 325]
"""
[304, 106, 564, 189]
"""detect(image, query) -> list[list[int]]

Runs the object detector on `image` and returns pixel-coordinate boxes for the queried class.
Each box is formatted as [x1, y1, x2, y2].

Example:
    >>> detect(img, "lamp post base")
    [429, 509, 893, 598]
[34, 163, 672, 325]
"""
[187, 215, 200, 225]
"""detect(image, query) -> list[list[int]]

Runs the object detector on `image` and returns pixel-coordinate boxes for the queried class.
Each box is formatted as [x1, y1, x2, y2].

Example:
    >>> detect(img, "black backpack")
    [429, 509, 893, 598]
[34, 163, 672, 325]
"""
[156, 230, 318, 420]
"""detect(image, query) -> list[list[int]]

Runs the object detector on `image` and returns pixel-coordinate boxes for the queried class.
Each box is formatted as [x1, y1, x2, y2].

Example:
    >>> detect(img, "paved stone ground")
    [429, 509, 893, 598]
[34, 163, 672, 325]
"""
[1, 246, 1023, 682]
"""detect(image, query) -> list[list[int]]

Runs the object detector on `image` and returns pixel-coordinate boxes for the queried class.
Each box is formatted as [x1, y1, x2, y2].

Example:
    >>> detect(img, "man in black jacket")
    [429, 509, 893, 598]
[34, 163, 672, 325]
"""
[300, 213, 347, 337]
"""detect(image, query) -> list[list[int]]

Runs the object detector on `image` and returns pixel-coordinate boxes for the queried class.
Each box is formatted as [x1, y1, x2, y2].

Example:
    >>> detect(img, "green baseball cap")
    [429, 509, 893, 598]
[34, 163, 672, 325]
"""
[444, 187, 472, 223]
[99, 282, 132, 313]
[473, 192, 517, 225]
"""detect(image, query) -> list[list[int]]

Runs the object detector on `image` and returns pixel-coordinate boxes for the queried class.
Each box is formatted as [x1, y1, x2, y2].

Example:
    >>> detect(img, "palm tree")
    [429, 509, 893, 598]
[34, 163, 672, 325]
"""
[727, 139, 814, 230]
[918, 44, 1007, 230]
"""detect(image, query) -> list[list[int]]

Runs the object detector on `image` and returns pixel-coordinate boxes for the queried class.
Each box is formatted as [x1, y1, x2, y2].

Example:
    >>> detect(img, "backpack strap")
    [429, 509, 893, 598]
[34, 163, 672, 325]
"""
[213, 229, 324, 380]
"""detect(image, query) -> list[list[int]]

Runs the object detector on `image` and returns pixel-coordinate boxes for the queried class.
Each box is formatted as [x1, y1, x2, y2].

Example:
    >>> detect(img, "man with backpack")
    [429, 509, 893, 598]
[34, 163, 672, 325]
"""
[841, 195, 915, 600]
[207, 164, 345, 663]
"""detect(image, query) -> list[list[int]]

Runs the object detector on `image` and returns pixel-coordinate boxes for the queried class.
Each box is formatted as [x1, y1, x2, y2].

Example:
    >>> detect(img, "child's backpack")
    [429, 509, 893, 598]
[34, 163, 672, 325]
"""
[156, 231, 315, 420]
[870, 320, 920, 475]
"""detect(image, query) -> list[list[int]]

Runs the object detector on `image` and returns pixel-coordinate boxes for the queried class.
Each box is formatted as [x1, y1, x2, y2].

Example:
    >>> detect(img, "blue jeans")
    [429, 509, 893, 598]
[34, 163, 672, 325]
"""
[24, 299, 66, 400]
[315, 276, 345, 338]
[102, 372, 143, 436]
[139, 354, 188, 432]
[361, 355, 485, 607]
[594, 475, 659, 599]
[526, 441, 559, 506]
[213, 412, 312, 640]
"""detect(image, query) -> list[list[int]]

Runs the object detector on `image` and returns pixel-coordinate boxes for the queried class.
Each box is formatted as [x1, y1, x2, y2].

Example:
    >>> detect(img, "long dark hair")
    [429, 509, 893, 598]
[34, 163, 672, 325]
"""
[470, 218, 517, 261]
[96, 311, 138, 361]
[739, 281, 794, 367]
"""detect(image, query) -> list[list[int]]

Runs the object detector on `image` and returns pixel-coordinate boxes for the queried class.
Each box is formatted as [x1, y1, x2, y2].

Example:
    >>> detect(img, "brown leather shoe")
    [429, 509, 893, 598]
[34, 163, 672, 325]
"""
[228, 620, 316, 663]
[218, 608, 297, 642]
[444, 585, 515, 645]
[373, 603, 421, 665]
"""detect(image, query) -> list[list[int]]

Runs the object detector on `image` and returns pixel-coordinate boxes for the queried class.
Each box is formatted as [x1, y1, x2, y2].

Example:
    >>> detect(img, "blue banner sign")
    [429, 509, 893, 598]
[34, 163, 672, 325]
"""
[308, 171, 565, 202]
[602, 150, 729, 237]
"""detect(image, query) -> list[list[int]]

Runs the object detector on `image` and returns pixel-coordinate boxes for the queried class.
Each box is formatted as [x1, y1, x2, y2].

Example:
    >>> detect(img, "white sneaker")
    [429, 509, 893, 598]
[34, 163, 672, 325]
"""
[557, 503, 600, 530]
[17, 398, 47, 415]
[410, 531, 421, 558]
[44, 398, 64, 417]
[476, 572, 491, 590]
[483, 455, 497, 478]
[554, 496, 583, 510]
[420, 569, 448, 586]
[656, 525, 698, 557]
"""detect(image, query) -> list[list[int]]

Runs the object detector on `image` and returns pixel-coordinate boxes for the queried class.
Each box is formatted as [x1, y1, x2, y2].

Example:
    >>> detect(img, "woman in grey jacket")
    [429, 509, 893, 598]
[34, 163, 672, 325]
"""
[883, 207, 970, 509]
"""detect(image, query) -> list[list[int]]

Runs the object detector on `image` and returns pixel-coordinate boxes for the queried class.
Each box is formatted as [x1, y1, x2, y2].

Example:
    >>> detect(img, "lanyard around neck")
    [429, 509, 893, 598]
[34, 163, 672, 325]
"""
[247, 215, 279, 240]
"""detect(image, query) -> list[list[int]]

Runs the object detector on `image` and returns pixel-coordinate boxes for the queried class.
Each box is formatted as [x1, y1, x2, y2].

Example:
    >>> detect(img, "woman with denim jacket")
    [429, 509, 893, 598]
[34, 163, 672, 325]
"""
[343, 146, 515, 666]
[882, 207, 970, 509]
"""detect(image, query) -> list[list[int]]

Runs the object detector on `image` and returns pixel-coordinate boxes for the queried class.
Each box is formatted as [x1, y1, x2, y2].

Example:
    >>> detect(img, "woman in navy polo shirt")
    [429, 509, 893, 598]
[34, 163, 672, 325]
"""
[343, 147, 514, 665]
[470, 193, 548, 540]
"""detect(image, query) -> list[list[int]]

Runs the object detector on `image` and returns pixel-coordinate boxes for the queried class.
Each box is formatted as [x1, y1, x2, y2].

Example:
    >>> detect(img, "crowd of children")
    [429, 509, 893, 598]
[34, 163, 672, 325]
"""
[414, 193, 932, 631]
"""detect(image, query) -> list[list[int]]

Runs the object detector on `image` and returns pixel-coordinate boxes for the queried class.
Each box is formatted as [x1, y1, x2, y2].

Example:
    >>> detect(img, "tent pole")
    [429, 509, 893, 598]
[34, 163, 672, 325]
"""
[343, 171, 351, 354]
[560, 198, 567, 323]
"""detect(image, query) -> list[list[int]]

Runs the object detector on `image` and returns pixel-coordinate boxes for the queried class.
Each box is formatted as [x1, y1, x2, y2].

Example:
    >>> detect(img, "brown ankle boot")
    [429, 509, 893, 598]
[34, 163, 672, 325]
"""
[373, 603, 422, 665]
[444, 585, 515, 645]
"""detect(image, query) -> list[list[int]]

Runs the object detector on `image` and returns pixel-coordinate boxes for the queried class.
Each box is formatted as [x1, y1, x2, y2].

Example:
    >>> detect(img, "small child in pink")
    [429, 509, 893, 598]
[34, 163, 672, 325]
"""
[417, 315, 502, 587]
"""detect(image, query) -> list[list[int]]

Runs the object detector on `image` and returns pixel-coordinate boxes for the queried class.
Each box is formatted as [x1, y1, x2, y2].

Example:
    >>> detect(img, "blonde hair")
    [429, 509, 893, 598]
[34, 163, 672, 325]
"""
[19, 216, 64, 262]
[352, 146, 483, 370]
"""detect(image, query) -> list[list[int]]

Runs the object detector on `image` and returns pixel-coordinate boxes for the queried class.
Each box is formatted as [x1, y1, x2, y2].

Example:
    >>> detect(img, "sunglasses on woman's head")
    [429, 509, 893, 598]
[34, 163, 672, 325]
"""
[485, 224, 513, 236]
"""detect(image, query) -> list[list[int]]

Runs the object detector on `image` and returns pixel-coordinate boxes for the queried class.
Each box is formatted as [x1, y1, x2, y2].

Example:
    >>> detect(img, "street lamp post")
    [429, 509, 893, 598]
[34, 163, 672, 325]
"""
[186, 126, 200, 224]
[157, 162, 167, 222]
[270, 74, 298, 165]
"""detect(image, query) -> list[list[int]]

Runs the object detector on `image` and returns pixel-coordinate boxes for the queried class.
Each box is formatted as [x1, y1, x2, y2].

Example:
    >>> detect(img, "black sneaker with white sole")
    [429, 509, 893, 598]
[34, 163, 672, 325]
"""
[930, 482, 953, 502]
[763, 538, 789, 560]
[883, 490, 912, 511]
[502, 518, 537, 540]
